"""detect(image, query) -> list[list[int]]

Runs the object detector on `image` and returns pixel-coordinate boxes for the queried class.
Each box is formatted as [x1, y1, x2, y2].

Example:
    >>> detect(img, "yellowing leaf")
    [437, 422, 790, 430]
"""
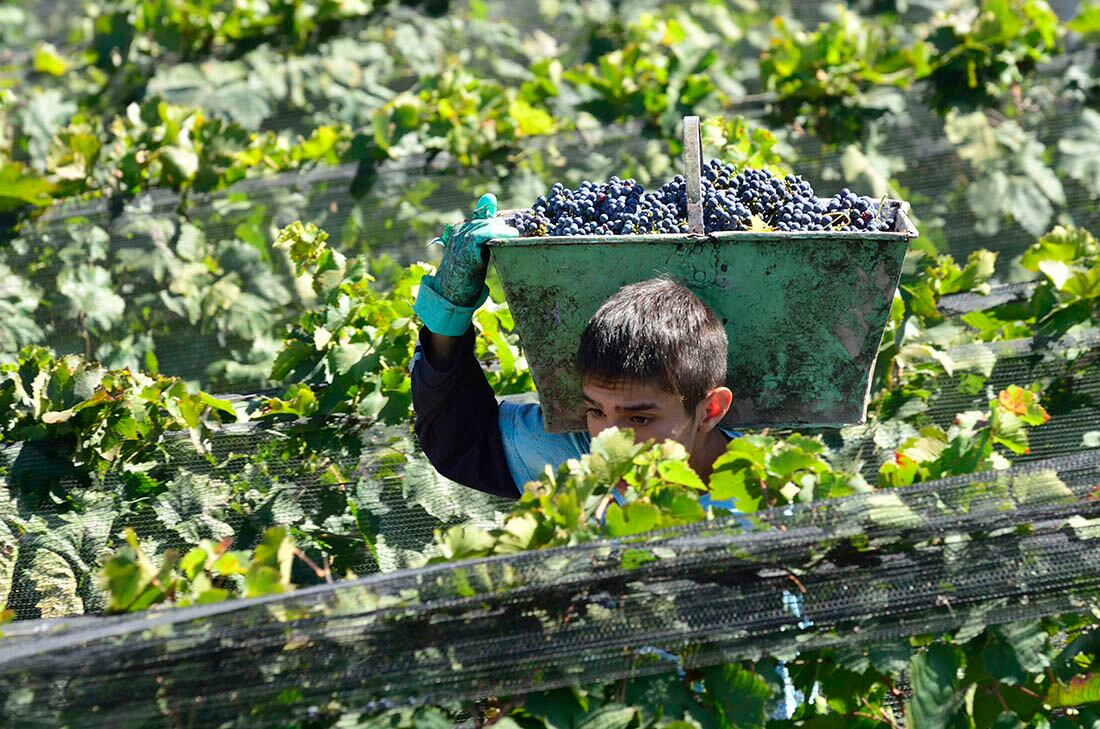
[748, 214, 772, 232]
[212, 551, 250, 576]
[1047, 673, 1100, 707]
[508, 99, 555, 136]
[33, 43, 67, 76]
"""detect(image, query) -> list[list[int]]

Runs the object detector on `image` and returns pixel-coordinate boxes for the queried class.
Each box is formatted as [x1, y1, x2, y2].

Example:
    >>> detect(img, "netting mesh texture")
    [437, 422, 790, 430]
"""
[0, 420, 514, 620]
[839, 318, 1100, 482]
[3, 315, 1098, 622]
[2, 450, 1098, 726]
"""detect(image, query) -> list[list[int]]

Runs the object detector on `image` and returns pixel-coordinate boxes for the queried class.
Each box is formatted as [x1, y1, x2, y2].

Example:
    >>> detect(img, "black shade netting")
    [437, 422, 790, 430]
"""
[837, 315, 1100, 482]
[3, 320, 1099, 622]
[0, 418, 515, 620]
[1, 451, 1099, 727]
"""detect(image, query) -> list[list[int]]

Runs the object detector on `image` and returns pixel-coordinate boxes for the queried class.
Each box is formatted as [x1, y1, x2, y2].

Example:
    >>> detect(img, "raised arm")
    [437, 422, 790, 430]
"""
[410, 193, 521, 498]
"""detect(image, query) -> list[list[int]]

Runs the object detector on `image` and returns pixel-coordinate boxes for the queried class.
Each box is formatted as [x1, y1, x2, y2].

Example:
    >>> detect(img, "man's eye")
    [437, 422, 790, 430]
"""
[586, 408, 604, 418]
[630, 416, 652, 426]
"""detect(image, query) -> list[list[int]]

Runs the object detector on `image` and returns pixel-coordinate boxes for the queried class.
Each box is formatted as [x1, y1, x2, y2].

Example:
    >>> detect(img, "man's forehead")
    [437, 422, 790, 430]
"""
[582, 378, 680, 407]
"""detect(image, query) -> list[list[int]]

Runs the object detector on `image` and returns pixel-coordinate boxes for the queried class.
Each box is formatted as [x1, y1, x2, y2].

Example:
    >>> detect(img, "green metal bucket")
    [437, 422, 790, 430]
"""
[488, 200, 917, 433]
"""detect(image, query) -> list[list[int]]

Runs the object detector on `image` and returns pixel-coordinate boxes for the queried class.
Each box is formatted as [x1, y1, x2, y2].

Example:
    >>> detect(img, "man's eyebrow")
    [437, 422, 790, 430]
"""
[582, 394, 658, 412]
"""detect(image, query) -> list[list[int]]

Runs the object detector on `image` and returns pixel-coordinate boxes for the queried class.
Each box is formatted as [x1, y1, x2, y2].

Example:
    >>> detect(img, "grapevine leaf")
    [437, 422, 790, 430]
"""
[439, 525, 495, 561]
[575, 705, 637, 729]
[704, 663, 771, 729]
[604, 502, 661, 536]
[587, 429, 643, 488]
[1011, 470, 1073, 505]
[0, 162, 56, 210]
[152, 472, 234, 544]
[658, 460, 706, 490]
[1047, 673, 1100, 708]
[1020, 226, 1100, 271]
[708, 466, 760, 512]
[990, 712, 1025, 729]
[981, 621, 1049, 686]
[26, 548, 82, 619]
[907, 644, 965, 729]
[57, 265, 126, 332]
[1058, 109, 1100, 197]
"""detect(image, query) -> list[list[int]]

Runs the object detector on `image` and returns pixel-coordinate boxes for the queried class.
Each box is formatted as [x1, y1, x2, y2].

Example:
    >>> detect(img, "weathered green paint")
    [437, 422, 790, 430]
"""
[488, 202, 917, 433]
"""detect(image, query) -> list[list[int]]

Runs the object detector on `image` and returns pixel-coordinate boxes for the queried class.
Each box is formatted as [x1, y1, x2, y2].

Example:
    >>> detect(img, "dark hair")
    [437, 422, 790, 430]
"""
[575, 277, 728, 412]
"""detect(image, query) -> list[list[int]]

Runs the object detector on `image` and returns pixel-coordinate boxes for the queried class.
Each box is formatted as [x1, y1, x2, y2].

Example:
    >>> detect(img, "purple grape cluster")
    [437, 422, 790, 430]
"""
[824, 188, 895, 232]
[634, 176, 691, 234]
[506, 162, 896, 237]
[508, 177, 645, 237]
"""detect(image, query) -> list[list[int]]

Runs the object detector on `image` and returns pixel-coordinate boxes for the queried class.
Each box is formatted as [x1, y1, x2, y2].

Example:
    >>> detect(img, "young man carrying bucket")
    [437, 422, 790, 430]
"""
[411, 193, 806, 720]
[411, 193, 739, 499]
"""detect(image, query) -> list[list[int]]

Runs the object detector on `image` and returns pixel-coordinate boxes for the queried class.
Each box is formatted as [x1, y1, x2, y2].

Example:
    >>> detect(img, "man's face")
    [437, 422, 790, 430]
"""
[582, 377, 702, 450]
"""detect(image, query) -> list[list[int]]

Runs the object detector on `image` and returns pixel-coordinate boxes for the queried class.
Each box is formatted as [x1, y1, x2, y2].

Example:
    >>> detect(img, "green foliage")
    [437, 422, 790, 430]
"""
[563, 8, 728, 138]
[38, 99, 351, 201]
[944, 110, 1065, 237]
[755, 0, 1064, 142]
[904, 250, 998, 325]
[0, 210, 295, 390]
[266, 220, 531, 430]
[1069, 1, 1100, 40]
[1018, 226, 1100, 337]
[431, 431, 713, 560]
[0, 345, 238, 478]
[873, 250, 998, 413]
[920, 0, 1062, 114]
[370, 66, 561, 168]
[103, 526, 296, 611]
[907, 643, 966, 728]
[880, 386, 1050, 486]
[952, 226, 1100, 344]
[432, 426, 875, 563]
[0, 161, 56, 210]
[709, 432, 868, 512]
[1057, 109, 1100, 198]
[760, 9, 927, 144]
[1, 3, 1099, 728]
[121, 0, 377, 59]
[266, 221, 423, 426]
[701, 117, 792, 177]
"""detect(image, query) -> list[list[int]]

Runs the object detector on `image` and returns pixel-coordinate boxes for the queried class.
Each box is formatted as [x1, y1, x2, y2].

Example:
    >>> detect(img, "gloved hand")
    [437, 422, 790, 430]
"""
[414, 193, 519, 337]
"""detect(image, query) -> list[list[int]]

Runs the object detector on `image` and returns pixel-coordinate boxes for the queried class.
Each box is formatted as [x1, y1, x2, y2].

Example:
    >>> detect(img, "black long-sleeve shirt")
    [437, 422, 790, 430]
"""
[410, 326, 521, 499]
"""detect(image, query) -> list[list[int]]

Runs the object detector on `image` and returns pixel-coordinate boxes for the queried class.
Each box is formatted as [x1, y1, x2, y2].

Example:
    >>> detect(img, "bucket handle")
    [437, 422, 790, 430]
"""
[683, 116, 705, 235]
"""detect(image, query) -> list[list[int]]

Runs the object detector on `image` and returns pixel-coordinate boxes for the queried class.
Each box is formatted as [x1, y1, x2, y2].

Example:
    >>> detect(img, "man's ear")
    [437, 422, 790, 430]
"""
[699, 386, 733, 430]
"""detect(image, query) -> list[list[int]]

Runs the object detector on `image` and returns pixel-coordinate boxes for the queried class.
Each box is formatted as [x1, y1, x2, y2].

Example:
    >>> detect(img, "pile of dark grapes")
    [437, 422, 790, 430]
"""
[507, 177, 645, 237]
[506, 160, 897, 237]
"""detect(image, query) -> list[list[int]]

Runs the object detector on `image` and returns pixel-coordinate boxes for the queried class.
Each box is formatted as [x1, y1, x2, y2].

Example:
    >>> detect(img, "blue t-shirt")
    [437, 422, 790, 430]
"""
[498, 400, 741, 502]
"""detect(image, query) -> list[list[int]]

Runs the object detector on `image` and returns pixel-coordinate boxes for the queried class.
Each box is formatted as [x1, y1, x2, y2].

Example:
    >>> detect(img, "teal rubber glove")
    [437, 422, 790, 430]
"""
[415, 193, 519, 337]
